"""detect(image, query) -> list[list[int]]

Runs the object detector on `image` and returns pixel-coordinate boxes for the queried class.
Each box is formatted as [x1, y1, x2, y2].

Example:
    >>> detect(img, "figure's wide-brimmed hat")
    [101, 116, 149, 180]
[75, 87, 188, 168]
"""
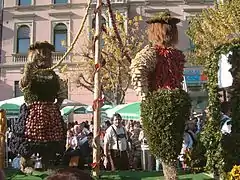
[146, 11, 180, 25]
[29, 41, 55, 51]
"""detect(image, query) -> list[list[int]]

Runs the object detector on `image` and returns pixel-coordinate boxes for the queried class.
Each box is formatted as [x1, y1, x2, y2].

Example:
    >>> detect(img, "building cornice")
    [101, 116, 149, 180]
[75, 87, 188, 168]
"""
[183, 8, 203, 13]
[91, 0, 127, 4]
[144, 8, 169, 13]
[0, 63, 25, 68]
[184, 0, 214, 5]
[49, 12, 74, 17]
[4, 3, 87, 12]
[128, 0, 213, 5]
[91, 3, 128, 8]
[12, 13, 36, 19]
[128, 0, 184, 6]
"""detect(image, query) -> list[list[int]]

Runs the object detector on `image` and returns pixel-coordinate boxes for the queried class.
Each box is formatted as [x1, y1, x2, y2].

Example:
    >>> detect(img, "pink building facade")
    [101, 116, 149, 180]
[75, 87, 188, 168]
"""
[0, 0, 213, 105]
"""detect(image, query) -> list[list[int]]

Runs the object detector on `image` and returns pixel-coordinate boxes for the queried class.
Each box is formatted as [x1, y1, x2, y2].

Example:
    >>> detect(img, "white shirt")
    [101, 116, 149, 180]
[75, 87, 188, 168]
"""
[104, 125, 127, 151]
[70, 136, 78, 149]
[221, 114, 232, 134]
[218, 52, 233, 88]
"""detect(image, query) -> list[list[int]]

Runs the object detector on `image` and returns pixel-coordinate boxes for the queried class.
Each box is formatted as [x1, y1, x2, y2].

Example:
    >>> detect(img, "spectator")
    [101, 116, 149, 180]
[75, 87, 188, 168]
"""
[103, 113, 129, 171]
[220, 101, 232, 134]
[104, 120, 111, 130]
[179, 120, 197, 169]
[89, 121, 94, 132]
[84, 121, 90, 130]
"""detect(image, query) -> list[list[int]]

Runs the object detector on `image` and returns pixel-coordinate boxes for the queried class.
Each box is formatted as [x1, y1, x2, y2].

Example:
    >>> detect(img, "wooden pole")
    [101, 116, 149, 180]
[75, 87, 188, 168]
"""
[92, 0, 102, 177]
[0, 109, 7, 169]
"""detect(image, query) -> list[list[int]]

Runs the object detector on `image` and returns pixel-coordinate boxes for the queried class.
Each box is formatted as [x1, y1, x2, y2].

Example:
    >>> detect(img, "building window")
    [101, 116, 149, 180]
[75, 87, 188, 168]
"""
[92, 16, 107, 30]
[54, 0, 68, 4]
[14, 81, 23, 97]
[189, 39, 195, 51]
[92, 16, 106, 47]
[18, 0, 32, 6]
[54, 23, 68, 52]
[17, 25, 30, 54]
[187, 17, 195, 51]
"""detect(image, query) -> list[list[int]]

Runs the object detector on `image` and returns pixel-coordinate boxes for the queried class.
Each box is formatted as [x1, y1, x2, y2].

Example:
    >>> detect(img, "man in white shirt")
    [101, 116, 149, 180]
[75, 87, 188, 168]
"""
[103, 113, 129, 171]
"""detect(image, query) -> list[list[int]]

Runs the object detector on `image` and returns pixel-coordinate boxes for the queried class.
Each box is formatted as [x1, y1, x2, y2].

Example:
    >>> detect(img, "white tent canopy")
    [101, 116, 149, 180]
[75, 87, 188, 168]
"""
[0, 96, 86, 107]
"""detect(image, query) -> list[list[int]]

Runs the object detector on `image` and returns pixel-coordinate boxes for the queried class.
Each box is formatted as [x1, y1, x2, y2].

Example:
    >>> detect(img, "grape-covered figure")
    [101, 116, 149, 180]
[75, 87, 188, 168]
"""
[131, 12, 191, 179]
[10, 41, 67, 172]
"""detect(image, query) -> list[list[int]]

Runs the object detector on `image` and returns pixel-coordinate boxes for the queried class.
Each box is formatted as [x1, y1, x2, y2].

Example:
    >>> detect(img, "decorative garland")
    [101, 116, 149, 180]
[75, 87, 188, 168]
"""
[220, 42, 240, 172]
[154, 45, 185, 89]
[200, 40, 240, 177]
[200, 54, 223, 176]
[186, 0, 240, 176]
[106, 0, 132, 63]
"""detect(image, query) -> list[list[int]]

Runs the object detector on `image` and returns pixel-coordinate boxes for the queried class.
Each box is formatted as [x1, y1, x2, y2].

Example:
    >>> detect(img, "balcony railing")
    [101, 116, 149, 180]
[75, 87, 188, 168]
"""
[13, 54, 27, 63]
[92, 0, 126, 4]
[10, 52, 70, 65]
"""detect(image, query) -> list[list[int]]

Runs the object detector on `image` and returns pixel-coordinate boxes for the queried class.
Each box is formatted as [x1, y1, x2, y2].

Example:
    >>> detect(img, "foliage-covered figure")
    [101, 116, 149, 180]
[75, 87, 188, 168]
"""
[9, 41, 67, 172]
[131, 12, 191, 179]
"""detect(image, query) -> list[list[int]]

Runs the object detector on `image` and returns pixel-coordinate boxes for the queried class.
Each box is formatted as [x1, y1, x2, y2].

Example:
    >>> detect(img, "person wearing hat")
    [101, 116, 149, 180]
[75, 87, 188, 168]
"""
[130, 11, 191, 179]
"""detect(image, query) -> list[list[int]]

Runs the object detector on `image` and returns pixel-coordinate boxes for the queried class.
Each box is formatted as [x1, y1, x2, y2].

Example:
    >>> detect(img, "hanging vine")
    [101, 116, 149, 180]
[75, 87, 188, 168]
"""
[200, 52, 223, 176]
[105, 0, 132, 63]
[219, 41, 240, 173]
[187, 0, 240, 177]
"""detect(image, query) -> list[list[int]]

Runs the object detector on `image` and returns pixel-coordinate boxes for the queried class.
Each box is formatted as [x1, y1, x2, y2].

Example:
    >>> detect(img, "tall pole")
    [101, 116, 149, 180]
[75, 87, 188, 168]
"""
[92, 0, 102, 177]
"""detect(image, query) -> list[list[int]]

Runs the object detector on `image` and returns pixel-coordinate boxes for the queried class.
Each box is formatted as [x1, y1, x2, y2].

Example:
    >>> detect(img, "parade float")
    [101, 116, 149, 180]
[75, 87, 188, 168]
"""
[9, 41, 68, 171]
[131, 12, 191, 180]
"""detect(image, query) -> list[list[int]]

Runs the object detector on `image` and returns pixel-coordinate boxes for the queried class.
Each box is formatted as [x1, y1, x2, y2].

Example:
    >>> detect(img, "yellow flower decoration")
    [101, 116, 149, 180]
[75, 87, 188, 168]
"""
[229, 165, 240, 180]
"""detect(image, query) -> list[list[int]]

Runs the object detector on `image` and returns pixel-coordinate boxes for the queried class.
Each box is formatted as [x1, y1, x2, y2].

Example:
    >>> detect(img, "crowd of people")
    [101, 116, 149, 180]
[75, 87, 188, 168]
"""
[5, 101, 232, 172]
[64, 113, 205, 171]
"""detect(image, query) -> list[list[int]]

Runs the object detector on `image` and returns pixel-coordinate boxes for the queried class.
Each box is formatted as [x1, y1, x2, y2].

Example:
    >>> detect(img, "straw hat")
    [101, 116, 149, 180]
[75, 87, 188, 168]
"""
[146, 11, 180, 25]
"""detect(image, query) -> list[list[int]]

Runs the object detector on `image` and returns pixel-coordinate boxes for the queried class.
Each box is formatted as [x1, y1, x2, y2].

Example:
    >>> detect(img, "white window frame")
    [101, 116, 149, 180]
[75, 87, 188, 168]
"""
[51, 0, 71, 5]
[185, 15, 196, 51]
[88, 13, 108, 40]
[51, 20, 71, 51]
[16, 0, 34, 6]
[14, 21, 34, 54]
[88, 9, 128, 39]
[89, 13, 108, 28]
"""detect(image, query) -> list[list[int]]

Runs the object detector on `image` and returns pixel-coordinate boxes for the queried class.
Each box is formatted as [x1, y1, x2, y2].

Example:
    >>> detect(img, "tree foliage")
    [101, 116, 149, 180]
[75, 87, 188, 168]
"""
[187, 0, 240, 65]
[187, 0, 240, 176]
[72, 12, 145, 105]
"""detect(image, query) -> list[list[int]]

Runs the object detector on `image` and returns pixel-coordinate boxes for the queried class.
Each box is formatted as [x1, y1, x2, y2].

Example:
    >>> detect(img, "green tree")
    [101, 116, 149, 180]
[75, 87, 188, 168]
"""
[73, 12, 145, 105]
[187, 0, 240, 65]
[187, 0, 240, 177]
